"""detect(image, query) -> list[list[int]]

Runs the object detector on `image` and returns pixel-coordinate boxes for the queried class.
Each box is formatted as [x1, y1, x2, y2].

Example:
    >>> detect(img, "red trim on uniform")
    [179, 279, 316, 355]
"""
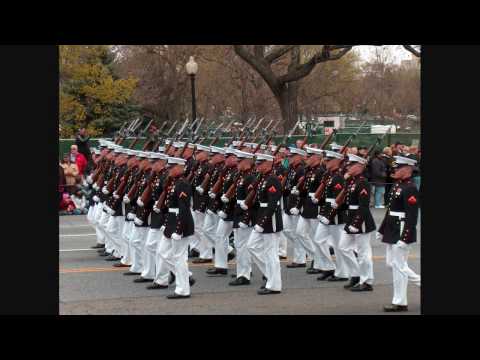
[407, 195, 417, 205]
[268, 185, 277, 193]
[334, 183, 343, 190]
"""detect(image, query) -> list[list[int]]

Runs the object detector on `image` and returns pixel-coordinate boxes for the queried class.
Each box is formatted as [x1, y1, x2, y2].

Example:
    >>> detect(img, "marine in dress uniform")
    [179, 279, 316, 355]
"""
[207, 147, 239, 276]
[271, 145, 289, 259]
[229, 149, 257, 286]
[283, 147, 309, 268]
[334, 153, 376, 291]
[314, 149, 349, 281]
[378, 154, 421, 312]
[246, 152, 284, 295]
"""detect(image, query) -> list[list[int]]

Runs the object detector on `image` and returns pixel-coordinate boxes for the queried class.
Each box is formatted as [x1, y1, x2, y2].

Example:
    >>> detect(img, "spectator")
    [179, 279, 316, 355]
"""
[70, 144, 88, 178]
[358, 146, 368, 157]
[60, 154, 79, 194]
[59, 192, 76, 215]
[75, 127, 92, 164]
[59, 164, 66, 205]
[370, 149, 388, 208]
[349, 146, 358, 155]
[71, 190, 88, 215]
[381, 147, 394, 205]
[410, 148, 421, 191]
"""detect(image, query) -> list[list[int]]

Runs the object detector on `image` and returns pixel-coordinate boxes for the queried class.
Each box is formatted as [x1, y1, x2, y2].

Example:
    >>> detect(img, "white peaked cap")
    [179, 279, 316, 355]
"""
[225, 147, 237, 155]
[243, 142, 257, 149]
[304, 146, 323, 155]
[173, 141, 185, 148]
[210, 146, 226, 154]
[232, 140, 242, 147]
[94, 149, 101, 155]
[195, 144, 210, 152]
[235, 150, 254, 159]
[347, 153, 368, 164]
[330, 143, 343, 151]
[158, 146, 166, 152]
[256, 153, 274, 162]
[393, 155, 417, 166]
[164, 140, 171, 145]
[323, 150, 344, 160]
[150, 152, 167, 159]
[289, 147, 307, 157]
[167, 156, 186, 165]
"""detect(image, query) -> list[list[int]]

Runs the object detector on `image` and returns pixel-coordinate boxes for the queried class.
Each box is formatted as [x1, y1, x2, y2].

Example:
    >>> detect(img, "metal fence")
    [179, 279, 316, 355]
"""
[59, 133, 420, 157]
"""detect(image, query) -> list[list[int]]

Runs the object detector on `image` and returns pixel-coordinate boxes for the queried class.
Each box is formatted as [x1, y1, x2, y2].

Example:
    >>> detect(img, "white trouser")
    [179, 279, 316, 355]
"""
[338, 230, 360, 279]
[386, 243, 421, 306]
[93, 203, 105, 245]
[87, 204, 96, 225]
[295, 217, 323, 269]
[312, 222, 336, 271]
[192, 211, 212, 259]
[202, 211, 219, 258]
[233, 227, 253, 280]
[120, 221, 134, 265]
[278, 231, 288, 257]
[282, 212, 307, 264]
[155, 234, 192, 286]
[129, 226, 149, 273]
[141, 228, 161, 280]
[99, 211, 113, 253]
[106, 216, 124, 258]
[339, 231, 374, 284]
[214, 220, 234, 269]
[247, 230, 267, 277]
[189, 210, 201, 251]
[329, 224, 350, 278]
[263, 233, 282, 291]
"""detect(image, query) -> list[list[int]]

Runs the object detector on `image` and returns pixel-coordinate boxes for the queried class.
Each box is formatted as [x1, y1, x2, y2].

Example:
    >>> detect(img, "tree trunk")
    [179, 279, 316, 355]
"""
[276, 81, 299, 133]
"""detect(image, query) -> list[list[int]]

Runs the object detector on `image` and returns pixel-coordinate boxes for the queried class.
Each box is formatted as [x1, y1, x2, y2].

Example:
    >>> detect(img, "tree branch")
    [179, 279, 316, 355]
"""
[265, 45, 297, 63]
[403, 45, 421, 57]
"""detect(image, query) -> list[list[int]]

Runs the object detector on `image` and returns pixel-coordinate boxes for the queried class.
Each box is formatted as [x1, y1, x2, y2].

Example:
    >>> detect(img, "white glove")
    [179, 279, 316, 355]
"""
[209, 191, 216, 199]
[172, 233, 182, 241]
[153, 205, 161, 214]
[134, 217, 143, 226]
[318, 215, 330, 225]
[289, 207, 299, 216]
[310, 195, 319, 204]
[221, 195, 229, 203]
[218, 210, 227, 219]
[126, 213, 135, 220]
[92, 195, 100, 203]
[86, 175, 93, 184]
[331, 201, 339, 209]
[196, 186, 204, 195]
[375, 232, 383, 242]
[108, 207, 115, 216]
[291, 187, 299, 196]
[348, 225, 360, 233]
[160, 225, 165, 232]
[102, 186, 109, 195]
[137, 198, 144, 207]
[254, 224, 264, 233]
[113, 193, 119, 199]
[206, 209, 215, 215]
[240, 201, 248, 211]
[239, 222, 249, 229]
[396, 240, 408, 249]
[92, 183, 99, 191]
[123, 195, 130, 204]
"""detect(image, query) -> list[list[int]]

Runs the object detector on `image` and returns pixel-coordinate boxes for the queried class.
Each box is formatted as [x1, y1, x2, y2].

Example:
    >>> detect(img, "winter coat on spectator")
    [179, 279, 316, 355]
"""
[71, 194, 87, 211]
[370, 156, 387, 185]
[61, 162, 79, 186]
[72, 152, 88, 176]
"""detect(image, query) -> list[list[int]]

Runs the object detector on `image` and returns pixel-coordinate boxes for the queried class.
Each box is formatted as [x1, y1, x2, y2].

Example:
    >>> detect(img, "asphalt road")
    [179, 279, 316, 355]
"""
[59, 209, 421, 315]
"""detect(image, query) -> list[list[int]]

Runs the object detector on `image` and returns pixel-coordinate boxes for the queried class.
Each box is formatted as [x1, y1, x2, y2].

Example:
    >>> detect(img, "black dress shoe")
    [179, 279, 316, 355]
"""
[167, 293, 191, 299]
[189, 249, 200, 258]
[279, 256, 287, 260]
[97, 249, 107, 253]
[329, 247, 335, 255]
[133, 277, 153, 283]
[189, 277, 196, 287]
[257, 288, 281, 295]
[99, 251, 110, 257]
[286, 263, 306, 268]
[350, 283, 373, 292]
[229, 276, 251, 286]
[147, 283, 168, 290]
[317, 270, 335, 281]
[113, 263, 130, 268]
[344, 276, 360, 289]
[192, 258, 212, 264]
[91, 244, 105, 249]
[306, 268, 323, 275]
[383, 304, 408, 312]
[327, 275, 349, 282]
[105, 255, 121, 261]
[227, 252, 236, 261]
[169, 272, 176, 284]
[123, 271, 141, 276]
[206, 268, 228, 276]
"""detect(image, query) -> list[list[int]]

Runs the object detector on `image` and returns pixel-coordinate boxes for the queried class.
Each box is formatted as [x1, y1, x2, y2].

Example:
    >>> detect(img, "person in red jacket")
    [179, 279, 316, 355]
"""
[70, 144, 88, 177]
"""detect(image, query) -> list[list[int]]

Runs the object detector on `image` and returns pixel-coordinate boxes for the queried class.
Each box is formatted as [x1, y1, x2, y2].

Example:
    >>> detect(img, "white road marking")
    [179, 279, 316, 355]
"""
[60, 248, 97, 252]
[59, 225, 93, 228]
[60, 234, 96, 237]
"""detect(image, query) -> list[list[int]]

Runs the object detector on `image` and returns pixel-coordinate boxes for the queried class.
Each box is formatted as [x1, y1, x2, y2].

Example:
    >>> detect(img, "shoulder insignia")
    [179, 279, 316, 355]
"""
[179, 191, 188, 198]
[334, 183, 343, 191]
[360, 188, 368, 196]
[268, 185, 277, 193]
[407, 195, 417, 205]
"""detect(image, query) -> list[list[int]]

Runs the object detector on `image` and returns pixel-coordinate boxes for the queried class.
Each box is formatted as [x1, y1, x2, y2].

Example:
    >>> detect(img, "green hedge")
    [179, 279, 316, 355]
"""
[59, 133, 420, 157]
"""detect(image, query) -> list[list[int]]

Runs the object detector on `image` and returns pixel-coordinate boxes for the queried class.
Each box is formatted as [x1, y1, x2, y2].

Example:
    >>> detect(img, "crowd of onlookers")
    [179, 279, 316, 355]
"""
[59, 128, 92, 215]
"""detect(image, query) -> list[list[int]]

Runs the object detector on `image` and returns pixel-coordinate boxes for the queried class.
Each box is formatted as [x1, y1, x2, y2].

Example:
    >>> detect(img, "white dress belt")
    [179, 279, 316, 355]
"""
[349, 205, 359, 210]
[389, 211, 405, 218]
[259, 201, 280, 208]
[168, 208, 179, 215]
[325, 198, 336, 204]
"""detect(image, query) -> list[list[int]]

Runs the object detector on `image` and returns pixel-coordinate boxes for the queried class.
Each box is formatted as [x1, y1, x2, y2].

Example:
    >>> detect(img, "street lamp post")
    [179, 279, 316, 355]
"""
[186, 56, 198, 132]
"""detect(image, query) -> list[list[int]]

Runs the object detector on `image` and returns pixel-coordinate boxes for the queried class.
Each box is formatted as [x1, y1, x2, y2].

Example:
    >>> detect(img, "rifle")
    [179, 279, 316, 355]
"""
[164, 118, 189, 153]
[149, 120, 169, 151]
[128, 118, 153, 149]
[272, 117, 302, 157]
[114, 121, 128, 144]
